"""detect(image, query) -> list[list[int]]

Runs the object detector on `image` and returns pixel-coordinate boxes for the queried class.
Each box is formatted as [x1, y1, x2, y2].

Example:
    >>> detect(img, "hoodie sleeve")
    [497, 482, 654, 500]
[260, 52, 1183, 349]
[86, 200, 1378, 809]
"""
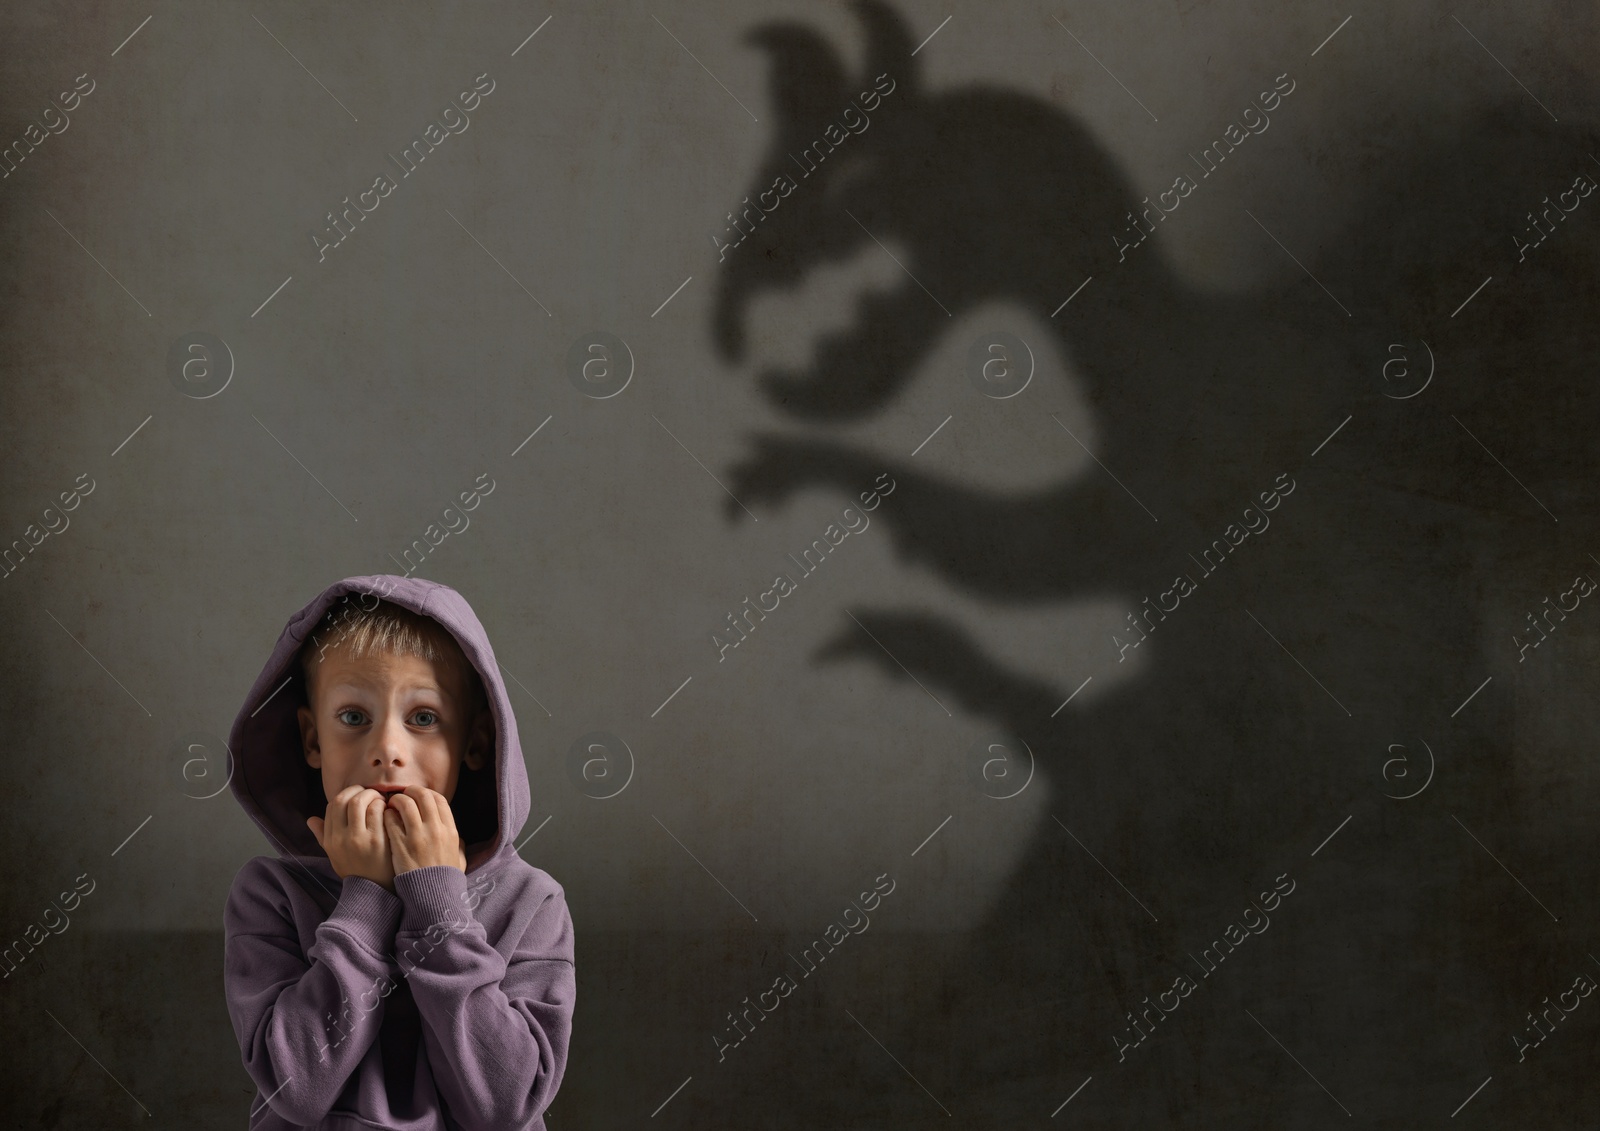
[393, 865, 576, 1130]
[224, 859, 405, 1126]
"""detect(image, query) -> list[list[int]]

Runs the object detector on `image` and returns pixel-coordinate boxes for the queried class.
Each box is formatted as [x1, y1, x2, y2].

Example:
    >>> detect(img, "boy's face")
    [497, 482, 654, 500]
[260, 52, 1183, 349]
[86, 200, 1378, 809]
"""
[297, 642, 490, 806]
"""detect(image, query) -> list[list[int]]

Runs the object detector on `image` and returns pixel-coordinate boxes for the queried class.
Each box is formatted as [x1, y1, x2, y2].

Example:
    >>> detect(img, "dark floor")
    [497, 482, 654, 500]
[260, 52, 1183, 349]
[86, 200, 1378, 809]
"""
[4, 917, 1598, 1129]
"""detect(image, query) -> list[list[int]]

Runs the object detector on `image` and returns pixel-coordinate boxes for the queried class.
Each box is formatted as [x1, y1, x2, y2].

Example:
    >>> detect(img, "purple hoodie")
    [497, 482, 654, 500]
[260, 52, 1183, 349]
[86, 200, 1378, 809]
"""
[224, 574, 573, 1130]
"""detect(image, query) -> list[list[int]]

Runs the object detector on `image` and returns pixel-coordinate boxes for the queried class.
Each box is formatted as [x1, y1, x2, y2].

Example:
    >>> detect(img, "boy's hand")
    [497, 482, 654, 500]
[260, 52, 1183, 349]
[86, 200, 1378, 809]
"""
[308, 785, 396, 893]
[383, 785, 468, 876]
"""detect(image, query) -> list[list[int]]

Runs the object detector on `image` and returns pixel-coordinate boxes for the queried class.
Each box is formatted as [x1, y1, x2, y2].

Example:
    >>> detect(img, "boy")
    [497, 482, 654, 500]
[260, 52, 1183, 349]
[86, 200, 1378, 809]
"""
[225, 575, 573, 1130]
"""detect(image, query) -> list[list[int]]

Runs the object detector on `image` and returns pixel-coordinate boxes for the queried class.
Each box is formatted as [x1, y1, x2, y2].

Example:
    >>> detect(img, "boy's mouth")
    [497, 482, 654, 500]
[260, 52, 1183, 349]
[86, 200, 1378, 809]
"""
[369, 783, 409, 797]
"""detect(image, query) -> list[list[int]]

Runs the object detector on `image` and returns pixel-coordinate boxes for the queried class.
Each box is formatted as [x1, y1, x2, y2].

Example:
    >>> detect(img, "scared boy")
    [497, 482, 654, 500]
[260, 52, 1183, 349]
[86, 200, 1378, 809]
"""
[224, 575, 573, 1129]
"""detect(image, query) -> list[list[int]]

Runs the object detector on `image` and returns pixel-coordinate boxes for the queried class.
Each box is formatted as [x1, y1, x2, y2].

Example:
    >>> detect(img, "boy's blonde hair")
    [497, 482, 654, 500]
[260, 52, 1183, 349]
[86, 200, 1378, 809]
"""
[298, 598, 486, 713]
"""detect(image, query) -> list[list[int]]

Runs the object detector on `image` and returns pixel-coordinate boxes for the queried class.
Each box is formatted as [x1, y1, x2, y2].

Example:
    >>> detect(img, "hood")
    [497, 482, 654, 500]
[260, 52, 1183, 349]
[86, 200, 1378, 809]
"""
[228, 574, 529, 876]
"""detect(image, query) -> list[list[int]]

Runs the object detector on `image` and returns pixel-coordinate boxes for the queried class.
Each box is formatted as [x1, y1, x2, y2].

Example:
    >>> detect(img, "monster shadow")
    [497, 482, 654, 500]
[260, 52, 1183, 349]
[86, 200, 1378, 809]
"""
[710, 3, 1600, 1126]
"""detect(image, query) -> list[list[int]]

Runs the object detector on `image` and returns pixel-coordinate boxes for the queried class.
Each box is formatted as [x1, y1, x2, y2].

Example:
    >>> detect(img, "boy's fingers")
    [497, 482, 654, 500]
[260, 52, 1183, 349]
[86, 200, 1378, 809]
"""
[346, 787, 383, 833]
[324, 798, 346, 837]
[411, 785, 455, 833]
[422, 787, 446, 820]
[402, 784, 437, 824]
[338, 790, 360, 834]
[362, 792, 387, 835]
[389, 792, 422, 831]
[306, 816, 324, 847]
[435, 800, 458, 843]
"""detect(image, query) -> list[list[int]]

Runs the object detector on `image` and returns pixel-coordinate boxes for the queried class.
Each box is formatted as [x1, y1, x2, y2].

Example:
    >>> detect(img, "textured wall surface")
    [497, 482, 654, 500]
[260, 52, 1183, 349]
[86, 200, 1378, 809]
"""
[3, 1, 1599, 1126]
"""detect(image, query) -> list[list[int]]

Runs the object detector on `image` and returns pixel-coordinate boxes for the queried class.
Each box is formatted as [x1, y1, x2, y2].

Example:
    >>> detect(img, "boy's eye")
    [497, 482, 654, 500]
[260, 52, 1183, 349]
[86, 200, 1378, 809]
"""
[336, 709, 365, 726]
[412, 710, 438, 726]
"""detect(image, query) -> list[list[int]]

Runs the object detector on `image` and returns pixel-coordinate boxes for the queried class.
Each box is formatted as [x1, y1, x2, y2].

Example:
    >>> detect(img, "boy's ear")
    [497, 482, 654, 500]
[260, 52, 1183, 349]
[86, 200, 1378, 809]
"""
[463, 706, 492, 771]
[297, 703, 322, 768]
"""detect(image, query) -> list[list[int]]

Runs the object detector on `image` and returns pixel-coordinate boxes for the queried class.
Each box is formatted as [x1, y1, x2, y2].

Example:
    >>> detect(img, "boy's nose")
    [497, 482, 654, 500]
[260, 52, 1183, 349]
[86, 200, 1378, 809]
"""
[370, 716, 410, 764]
